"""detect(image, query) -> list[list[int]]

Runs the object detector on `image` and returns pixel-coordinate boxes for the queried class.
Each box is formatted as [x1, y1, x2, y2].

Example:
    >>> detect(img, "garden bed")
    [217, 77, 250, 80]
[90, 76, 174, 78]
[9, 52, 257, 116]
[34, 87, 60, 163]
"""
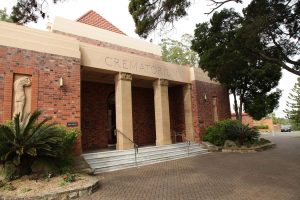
[222, 142, 276, 153]
[0, 174, 99, 200]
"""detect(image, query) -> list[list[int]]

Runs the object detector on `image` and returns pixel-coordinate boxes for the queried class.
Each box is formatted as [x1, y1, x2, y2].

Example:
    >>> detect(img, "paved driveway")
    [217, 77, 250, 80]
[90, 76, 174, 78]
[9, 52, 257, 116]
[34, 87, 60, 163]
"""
[80, 132, 300, 200]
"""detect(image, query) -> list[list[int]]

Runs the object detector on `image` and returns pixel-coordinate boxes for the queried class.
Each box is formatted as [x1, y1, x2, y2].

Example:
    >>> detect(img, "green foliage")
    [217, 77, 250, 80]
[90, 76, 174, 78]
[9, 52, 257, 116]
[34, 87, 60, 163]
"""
[253, 125, 269, 129]
[229, 122, 259, 146]
[2, 162, 18, 181]
[55, 125, 78, 154]
[191, 8, 282, 121]
[9, 0, 65, 24]
[270, 113, 290, 125]
[0, 9, 13, 23]
[284, 78, 300, 129]
[203, 120, 240, 146]
[129, 0, 300, 76]
[62, 172, 75, 183]
[21, 187, 32, 193]
[242, 0, 300, 76]
[129, 0, 191, 38]
[203, 119, 260, 146]
[0, 110, 75, 178]
[258, 138, 271, 145]
[160, 34, 199, 66]
[128, 0, 242, 38]
[0, 181, 16, 191]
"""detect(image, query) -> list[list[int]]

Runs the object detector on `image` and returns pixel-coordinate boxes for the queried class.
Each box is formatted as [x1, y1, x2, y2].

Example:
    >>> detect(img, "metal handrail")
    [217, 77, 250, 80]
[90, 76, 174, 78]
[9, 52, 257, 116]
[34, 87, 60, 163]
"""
[173, 130, 191, 156]
[173, 130, 185, 143]
[114, 129, 139, 166]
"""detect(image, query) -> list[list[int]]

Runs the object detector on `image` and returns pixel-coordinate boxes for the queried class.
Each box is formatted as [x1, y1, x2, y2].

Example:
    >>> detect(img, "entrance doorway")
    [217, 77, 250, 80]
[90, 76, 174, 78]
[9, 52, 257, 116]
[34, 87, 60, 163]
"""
[107, 93, 116, 147]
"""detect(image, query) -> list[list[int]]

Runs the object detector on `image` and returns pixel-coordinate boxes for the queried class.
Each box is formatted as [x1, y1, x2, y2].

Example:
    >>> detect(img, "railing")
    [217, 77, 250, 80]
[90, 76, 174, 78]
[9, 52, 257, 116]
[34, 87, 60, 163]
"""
[114, 129, 139, 166]
[173, 130, 191, 156]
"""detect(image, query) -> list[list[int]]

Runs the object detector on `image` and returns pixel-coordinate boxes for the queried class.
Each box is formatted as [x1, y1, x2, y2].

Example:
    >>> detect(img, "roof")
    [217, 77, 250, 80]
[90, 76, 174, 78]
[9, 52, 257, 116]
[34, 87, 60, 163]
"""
[76, 10, 126, 35]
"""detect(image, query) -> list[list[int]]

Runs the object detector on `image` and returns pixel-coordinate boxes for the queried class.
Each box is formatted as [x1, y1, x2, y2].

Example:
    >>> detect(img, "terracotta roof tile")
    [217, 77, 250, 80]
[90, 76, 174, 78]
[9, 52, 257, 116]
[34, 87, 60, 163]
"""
[77, 10, 126, 35]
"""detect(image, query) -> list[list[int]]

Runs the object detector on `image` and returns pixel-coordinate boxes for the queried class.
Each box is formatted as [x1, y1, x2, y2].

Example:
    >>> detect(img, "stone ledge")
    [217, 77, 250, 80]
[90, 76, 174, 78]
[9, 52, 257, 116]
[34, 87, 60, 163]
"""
[222, 143, 276, 153]
[0, 176, 99, 200]
[200, 142, 221, 152]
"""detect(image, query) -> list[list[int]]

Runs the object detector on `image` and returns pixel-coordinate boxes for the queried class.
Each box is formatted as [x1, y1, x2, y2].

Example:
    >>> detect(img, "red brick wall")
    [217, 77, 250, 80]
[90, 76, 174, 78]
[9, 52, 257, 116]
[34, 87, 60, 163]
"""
[132, 87, 156, 146]
[0, 45, 81, 154]
[81, 81, 114, 151]
[231, 113, 254, 127]
[192, 81, 231, 142]
[169, 85, 185, 143]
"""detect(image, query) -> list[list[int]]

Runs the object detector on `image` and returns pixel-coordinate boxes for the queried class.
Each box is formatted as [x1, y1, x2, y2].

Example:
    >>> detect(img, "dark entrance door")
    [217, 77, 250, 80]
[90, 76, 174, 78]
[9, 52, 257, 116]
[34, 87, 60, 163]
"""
[107, 93, 116, 147]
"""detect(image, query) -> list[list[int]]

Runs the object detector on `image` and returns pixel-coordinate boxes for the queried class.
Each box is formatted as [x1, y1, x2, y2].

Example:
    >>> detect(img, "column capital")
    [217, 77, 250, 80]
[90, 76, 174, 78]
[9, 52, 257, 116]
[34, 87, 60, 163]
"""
[184, 83, 192, 90]
[116, 72, 132, 81]
[154, 79, 169, 87]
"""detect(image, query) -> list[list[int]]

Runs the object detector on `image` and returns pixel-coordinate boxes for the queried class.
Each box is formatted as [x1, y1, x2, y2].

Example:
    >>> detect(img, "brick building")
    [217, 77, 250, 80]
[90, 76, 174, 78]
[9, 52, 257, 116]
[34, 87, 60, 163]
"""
[0, 11, 231, 155]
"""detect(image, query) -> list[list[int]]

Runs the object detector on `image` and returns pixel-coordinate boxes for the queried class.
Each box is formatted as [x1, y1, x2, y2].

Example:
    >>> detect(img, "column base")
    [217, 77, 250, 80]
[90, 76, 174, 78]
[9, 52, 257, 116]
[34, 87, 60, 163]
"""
[156, 139, 172, 146]
[116, 142, 134, 150]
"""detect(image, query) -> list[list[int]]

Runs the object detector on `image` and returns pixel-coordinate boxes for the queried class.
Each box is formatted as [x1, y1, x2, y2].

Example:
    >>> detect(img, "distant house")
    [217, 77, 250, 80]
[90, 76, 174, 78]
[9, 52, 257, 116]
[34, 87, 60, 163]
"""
[231, 113, 274, 133]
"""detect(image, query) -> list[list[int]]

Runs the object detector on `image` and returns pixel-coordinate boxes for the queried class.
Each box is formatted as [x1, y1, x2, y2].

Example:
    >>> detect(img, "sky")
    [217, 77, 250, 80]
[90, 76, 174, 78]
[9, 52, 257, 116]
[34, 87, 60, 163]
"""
[0, 0, 297, 118]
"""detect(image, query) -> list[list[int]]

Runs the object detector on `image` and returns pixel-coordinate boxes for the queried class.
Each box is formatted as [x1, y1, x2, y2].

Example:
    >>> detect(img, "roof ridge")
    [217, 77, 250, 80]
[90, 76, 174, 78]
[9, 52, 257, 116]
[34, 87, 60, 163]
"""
[76, 10, 126, 35]
[76, 10, 94, 21]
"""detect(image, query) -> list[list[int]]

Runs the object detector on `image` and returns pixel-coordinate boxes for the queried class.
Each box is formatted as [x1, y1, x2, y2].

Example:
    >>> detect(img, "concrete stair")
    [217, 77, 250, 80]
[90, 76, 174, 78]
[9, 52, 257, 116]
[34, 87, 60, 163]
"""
[82, 142, 208, 174]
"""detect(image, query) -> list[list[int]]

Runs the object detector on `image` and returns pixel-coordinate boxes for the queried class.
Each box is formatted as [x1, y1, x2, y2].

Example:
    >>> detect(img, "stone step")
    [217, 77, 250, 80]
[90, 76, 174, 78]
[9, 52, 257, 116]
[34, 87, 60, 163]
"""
[83, 142, 208, 174]
[88, 148, 207, 167]
[85, 145, 202, 164]
[93, 151, 208, 174]
[83, 143, 194, 159]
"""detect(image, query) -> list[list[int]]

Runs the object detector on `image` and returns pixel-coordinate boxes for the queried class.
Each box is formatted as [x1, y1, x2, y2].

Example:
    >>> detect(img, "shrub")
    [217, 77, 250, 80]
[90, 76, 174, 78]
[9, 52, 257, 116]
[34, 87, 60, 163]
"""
[52, 126, 79, 173]
[55, 125, 79, 154]
[254, 125, 269, 129]
[203, 119, 260, 146]
[202, 120, 240, 146]
[229, 123, 259, 146]
[0, 110, 78, 179]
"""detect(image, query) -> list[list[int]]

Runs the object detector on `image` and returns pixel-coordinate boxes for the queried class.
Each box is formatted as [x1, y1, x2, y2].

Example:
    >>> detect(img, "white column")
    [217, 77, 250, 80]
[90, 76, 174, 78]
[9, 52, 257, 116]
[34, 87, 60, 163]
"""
[183, 84, 194, 141]
[153, 79, 172, 145]
[115, 72, 133, 150]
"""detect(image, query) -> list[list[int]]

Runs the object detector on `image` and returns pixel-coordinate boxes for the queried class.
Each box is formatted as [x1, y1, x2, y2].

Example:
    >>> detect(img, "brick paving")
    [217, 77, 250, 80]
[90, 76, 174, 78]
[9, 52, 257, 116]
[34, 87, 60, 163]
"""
[80, 133, 300, 200]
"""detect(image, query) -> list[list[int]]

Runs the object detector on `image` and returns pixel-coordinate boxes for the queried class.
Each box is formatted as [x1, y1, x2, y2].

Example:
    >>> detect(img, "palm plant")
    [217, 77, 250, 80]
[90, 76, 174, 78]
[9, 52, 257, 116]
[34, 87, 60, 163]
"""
[229, 123, 259, 146]
[0, 110, 65, 177]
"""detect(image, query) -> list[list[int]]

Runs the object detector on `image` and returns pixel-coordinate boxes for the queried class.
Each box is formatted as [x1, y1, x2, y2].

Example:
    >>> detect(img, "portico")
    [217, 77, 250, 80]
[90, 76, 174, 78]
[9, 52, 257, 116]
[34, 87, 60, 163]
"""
[81, 67, 194, 151]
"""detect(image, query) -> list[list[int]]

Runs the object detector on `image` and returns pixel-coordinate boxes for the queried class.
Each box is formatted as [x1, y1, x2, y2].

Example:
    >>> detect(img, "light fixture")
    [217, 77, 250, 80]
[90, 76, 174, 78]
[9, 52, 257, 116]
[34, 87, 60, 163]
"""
[204, 94, 207, 102]
[59, 77, 64, 88]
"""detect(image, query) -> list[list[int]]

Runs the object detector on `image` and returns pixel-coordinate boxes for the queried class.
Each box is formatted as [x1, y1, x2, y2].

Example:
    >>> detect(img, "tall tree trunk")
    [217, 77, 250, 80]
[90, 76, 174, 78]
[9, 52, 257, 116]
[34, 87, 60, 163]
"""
[233, 92, 239, 120]
[238, 96, 243, 122]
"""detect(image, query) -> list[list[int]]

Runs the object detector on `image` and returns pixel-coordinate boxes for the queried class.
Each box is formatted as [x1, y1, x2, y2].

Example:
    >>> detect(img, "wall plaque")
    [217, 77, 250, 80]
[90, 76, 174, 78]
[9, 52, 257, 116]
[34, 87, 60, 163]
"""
[67, 121, 78, 127]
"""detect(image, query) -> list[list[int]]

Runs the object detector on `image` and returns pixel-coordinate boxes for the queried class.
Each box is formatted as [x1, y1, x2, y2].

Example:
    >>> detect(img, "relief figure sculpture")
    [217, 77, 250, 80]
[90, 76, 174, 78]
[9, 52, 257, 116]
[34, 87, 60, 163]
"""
[13, 77, 31, 121]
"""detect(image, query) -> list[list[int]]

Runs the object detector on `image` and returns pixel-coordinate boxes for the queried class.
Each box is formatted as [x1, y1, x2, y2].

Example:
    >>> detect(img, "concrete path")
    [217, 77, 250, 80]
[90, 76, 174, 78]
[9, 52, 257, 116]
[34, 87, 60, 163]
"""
[80, 132, 300, 200]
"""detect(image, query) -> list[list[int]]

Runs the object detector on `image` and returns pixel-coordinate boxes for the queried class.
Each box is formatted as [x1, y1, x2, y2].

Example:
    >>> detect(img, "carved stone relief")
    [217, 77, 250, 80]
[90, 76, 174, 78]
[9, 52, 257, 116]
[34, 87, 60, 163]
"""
[13, 75, 32, 122]
[119, 72, 132, 81]
[159, 79, 169, 86]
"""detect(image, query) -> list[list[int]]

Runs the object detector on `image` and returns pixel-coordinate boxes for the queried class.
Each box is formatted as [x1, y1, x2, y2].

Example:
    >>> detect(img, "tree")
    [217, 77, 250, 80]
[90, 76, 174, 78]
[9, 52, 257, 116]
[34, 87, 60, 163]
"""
[129, 0, 300, 77]
[159, 34, 199, 66]
[0, 9, 13, 22]
[191, 9, 282, 121]
[128, 0, 241, 38]
[241, 0, 300, 76]
[284, 77, 300, 129]
[6, 0, 65, 24]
